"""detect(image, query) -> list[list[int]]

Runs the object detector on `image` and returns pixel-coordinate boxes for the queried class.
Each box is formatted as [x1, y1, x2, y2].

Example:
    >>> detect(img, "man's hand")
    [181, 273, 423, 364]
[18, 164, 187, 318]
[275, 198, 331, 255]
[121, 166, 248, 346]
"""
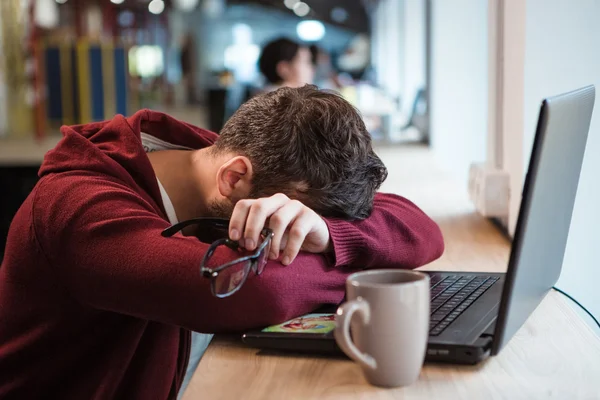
[228, 193, 331, 265]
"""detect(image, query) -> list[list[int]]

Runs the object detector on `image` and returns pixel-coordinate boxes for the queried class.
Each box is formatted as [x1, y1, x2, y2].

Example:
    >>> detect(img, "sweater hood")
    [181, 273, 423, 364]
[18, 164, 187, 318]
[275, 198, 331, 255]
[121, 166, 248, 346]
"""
[39, 109, 218, 196]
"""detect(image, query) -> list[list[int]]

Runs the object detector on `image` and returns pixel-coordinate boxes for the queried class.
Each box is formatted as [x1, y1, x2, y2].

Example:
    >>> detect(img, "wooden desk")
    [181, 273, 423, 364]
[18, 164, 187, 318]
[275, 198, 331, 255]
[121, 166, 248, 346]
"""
[183, 146, 600, 399]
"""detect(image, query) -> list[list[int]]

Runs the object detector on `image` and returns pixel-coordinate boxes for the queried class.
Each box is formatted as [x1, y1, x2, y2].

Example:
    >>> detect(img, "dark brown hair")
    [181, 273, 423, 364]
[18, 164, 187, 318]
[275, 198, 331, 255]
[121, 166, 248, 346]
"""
[213, 85, 388, 220]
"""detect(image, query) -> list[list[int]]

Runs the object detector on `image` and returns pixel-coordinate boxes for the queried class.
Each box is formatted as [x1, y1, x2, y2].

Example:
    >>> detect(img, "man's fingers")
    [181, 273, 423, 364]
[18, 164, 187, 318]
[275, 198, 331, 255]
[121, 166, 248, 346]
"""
[268, 200, 304, 259]
[227, 194, 329, 263]
[281, 212, 312, 265]
[229, 194, 285, 240]
[230, 193, 290, 250]
[228, 199, 253, 241]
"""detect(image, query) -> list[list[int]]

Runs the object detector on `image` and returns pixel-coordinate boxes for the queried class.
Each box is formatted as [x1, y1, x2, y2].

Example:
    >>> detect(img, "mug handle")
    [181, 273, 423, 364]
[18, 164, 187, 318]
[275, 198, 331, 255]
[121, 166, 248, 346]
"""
[334, 298, 377, 370]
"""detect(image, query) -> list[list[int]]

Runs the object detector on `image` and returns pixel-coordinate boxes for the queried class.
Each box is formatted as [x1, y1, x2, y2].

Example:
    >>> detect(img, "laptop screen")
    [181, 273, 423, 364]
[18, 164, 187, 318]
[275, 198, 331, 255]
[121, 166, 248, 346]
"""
[492, 85, 595, 354]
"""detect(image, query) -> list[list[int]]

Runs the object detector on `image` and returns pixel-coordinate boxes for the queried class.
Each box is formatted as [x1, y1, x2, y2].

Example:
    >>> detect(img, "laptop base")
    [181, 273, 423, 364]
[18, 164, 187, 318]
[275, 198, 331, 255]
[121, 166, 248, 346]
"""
[242, 271, 505, 365]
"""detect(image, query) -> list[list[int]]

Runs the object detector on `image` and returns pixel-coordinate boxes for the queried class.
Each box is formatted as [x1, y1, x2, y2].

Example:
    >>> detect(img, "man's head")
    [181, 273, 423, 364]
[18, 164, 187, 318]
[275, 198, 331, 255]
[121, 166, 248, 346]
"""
[203, 85, 387, 220]
[259, 38, 314, 87]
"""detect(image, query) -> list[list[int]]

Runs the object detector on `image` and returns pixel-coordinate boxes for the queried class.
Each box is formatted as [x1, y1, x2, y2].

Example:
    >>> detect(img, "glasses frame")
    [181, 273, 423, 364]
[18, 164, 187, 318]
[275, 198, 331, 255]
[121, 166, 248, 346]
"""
[161, 217, 274, 298]
[161, 217, 231, 238]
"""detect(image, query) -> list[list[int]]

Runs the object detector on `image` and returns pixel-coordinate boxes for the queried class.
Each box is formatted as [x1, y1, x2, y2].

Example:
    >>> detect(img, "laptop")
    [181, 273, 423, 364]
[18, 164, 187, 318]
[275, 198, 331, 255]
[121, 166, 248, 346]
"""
[242, 85, 596, 364]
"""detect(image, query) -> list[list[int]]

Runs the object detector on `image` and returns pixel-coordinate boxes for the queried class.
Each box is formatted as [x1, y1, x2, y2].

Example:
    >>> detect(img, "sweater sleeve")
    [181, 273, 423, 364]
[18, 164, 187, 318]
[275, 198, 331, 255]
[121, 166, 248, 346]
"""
[34, 176, 442, 334]
[33, 175, 353, 333]
[324, 193, 444, 269]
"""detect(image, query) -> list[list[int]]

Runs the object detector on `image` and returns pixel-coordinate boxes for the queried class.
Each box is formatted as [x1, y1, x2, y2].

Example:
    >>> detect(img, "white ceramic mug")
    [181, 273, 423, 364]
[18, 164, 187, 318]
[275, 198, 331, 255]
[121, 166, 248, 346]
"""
[334, 269, 430, 387]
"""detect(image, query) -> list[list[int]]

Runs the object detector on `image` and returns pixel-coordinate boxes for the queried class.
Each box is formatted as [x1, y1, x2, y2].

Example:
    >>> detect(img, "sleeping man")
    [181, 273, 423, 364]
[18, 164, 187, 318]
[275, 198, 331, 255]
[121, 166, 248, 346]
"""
[0, 85, 444, 399]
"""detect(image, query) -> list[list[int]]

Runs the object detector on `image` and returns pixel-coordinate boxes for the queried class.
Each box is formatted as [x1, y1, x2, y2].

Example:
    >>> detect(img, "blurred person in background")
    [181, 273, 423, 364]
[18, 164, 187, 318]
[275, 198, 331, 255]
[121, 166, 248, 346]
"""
[258, 37, 314, 91]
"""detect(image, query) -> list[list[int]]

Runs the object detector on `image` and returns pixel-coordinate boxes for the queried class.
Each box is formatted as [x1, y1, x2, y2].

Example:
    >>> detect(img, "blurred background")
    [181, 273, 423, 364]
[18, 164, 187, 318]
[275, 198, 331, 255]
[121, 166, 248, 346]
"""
[0, 0, 422, 141]
[1, 0, 599, 332]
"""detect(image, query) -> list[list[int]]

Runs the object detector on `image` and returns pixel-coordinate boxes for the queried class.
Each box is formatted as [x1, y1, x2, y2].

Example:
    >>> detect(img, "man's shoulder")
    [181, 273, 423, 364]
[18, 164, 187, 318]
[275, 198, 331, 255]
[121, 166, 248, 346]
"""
[35, 172, 132, 206]
[33, 172, 158, 235]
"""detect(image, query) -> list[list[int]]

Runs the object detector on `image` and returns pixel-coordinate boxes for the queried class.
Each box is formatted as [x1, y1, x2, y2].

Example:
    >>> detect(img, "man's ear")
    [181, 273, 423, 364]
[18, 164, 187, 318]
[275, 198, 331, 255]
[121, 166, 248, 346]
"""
[216, 156, 253, 199]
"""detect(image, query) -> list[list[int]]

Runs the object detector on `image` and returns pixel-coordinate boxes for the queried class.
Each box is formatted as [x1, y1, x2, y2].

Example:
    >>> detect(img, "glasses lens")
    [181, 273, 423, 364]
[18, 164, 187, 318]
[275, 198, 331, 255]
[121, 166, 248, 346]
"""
[211, 259, 252, 297]
[204, 236, 271, 297]
[256, 235, 271, 275]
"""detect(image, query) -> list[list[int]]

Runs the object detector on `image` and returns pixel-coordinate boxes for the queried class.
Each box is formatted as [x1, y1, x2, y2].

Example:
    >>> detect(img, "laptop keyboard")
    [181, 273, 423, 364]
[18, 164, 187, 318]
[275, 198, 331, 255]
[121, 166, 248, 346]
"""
[428, 274, 500, 336]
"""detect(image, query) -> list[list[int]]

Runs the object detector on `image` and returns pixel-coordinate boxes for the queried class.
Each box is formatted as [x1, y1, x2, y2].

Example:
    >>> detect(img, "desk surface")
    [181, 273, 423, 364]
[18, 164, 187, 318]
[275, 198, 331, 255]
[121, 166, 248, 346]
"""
[183, 146, 600, 400]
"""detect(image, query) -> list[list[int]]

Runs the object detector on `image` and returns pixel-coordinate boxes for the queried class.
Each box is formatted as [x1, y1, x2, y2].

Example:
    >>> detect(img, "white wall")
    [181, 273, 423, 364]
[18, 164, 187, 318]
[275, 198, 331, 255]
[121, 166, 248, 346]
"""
[523, 0, 600, 331]
[495, 0, 526, 234]
[430, 0, 488, 184]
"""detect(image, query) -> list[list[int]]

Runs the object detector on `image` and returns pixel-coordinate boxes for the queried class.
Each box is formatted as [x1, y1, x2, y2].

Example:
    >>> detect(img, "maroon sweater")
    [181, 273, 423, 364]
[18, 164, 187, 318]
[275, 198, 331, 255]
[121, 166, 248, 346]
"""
[0, 110, 444, 399]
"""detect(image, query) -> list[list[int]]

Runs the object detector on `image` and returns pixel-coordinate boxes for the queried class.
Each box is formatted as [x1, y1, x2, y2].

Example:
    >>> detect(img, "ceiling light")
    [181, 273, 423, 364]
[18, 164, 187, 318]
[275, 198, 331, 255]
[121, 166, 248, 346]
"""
[110, 0, 125, 4]
[148, 0, 165, 15]
[55, 0, 68, 4]
[284, 0, 299, 9]
[296, 20, 325, 42]
[293, 1, 310, 17]
[37, 0, 59, 27]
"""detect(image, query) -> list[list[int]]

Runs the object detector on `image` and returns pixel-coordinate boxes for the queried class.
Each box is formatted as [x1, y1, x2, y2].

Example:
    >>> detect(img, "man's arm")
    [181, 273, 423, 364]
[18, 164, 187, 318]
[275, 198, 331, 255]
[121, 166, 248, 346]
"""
[34, 177, 442, 333]
[226, 192, 444, 270]
[325, 192, 444, 268]
[33, 175, 350, 333]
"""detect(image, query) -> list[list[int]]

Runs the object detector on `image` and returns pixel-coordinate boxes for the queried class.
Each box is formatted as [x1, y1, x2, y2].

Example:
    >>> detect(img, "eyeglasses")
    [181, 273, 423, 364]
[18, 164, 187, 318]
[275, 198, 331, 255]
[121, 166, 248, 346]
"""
[161, 218, 274, 298]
